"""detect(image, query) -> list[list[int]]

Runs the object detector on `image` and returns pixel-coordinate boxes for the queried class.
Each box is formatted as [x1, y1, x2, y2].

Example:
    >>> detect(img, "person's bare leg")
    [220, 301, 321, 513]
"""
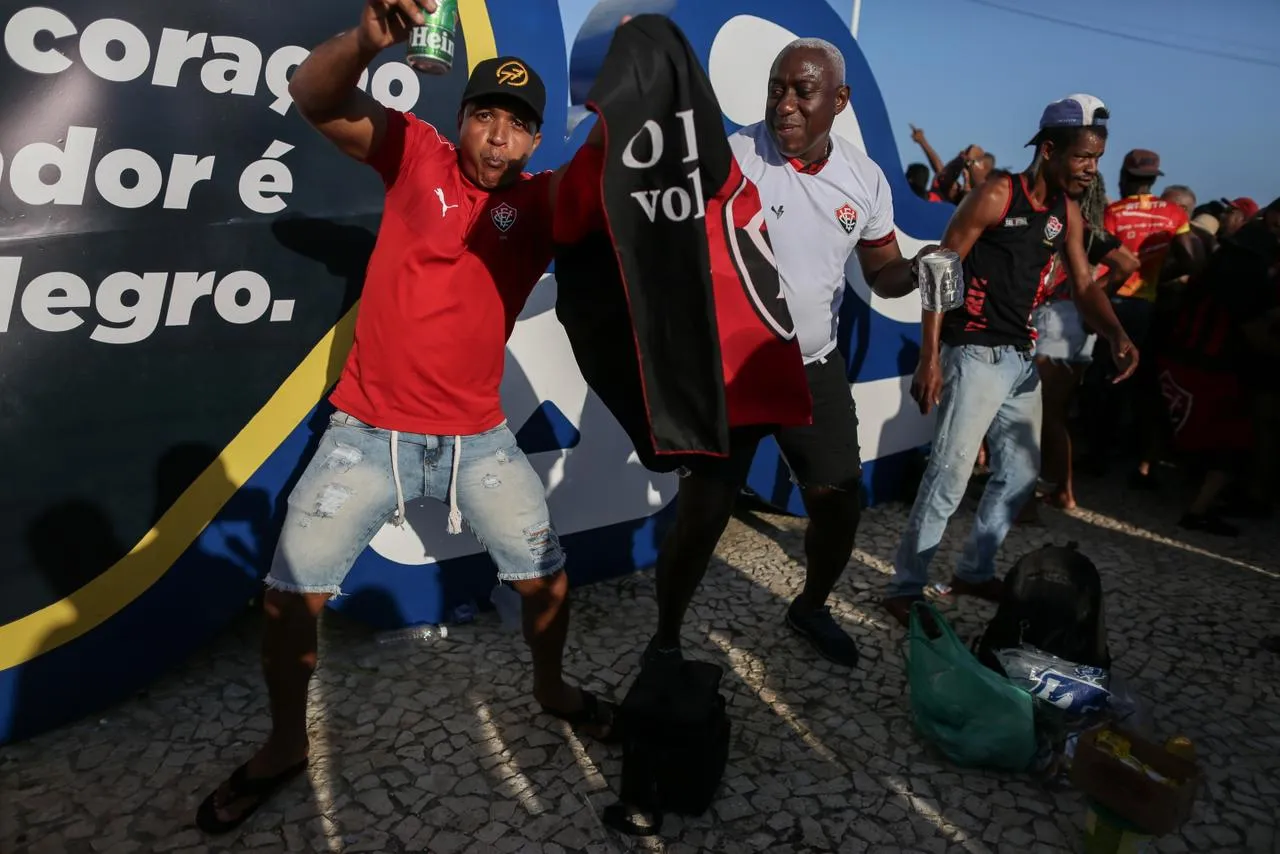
[515, 573, 619, 738]
[209, 589, 328, 822]
[1133, 371, 1167, 482]
[513, 571, 578, 711]
[1058, 363, 1088, 506]
[1135, 415, 1162, 479]
[653, 473, 742, 649]
[1039, 359, 1082, 509]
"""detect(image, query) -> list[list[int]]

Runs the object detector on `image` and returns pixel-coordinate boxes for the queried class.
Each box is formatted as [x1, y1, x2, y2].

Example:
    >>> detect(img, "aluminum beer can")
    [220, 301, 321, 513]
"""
[918, 248, 965, 312]
[406, 0, 459, 75]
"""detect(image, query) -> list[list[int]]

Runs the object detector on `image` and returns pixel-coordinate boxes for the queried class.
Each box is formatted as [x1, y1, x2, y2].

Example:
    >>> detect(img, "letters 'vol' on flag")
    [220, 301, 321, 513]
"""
[552, 15, 811, 472]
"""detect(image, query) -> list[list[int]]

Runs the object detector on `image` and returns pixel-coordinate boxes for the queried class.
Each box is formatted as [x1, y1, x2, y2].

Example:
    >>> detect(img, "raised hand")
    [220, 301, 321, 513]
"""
[358, 0, 434, 54]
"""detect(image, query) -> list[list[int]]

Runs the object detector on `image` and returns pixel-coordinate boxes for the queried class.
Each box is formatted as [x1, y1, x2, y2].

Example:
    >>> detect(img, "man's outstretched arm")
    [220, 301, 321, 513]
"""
[910, 125, 946, 177]
[548, 119, 605, 212]
[289, 0, 431, 162]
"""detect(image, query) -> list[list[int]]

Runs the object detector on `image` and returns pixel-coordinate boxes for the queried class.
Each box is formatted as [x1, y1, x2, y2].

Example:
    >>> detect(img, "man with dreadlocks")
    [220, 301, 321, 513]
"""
[884, 95, 1137, 626]
[1027, 173, 1139, 514]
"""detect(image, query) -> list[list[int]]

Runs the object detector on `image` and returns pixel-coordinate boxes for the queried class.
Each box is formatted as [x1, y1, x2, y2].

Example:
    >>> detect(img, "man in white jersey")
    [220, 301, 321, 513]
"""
[643, 39, 931, 669]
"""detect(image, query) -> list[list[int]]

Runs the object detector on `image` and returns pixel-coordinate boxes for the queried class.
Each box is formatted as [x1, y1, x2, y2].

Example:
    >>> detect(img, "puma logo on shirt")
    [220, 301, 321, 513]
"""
[434, 187, 459, 217]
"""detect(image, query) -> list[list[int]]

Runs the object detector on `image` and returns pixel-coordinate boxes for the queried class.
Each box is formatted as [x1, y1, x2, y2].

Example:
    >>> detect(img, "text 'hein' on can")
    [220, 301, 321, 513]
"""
[407, 0, 458, 75]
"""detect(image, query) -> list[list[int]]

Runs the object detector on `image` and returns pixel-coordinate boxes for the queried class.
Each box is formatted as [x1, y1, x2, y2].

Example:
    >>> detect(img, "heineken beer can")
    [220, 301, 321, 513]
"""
[917, 248, 965, 313]
[407, 0, 458, 75]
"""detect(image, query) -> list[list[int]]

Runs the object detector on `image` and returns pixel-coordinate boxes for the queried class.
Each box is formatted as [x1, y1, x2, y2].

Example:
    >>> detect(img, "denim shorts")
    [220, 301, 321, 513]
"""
[1032, 300, 1095, 364]
[265, 411, 565, 595]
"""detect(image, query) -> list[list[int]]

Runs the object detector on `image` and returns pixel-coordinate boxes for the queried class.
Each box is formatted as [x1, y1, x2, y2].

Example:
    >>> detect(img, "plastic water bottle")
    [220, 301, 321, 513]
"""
[376, 624, 448, 646]
[490, 583, 522, 631]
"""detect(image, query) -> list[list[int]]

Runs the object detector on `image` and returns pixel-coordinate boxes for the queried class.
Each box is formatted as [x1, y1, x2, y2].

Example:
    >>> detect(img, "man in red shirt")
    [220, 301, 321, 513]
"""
[1087, 149, 1201, 484]
[1105, 150, 1199, 306]
[198, 0, 614, 833]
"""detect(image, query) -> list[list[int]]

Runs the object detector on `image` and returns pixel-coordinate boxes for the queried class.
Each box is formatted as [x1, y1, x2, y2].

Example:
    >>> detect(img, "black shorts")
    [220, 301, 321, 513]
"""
[686, 352, 863, 491]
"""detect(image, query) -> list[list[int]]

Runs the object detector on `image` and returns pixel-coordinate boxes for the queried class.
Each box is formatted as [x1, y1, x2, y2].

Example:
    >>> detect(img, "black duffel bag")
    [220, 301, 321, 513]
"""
[603, 659, 730, 836]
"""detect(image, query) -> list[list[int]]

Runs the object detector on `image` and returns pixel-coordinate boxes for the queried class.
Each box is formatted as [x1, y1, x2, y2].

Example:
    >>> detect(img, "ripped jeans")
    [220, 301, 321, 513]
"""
[265, 411, 564, 596]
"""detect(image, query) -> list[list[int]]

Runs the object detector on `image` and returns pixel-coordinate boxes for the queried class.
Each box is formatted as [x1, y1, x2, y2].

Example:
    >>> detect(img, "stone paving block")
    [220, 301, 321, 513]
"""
[425, 830, 470, 854]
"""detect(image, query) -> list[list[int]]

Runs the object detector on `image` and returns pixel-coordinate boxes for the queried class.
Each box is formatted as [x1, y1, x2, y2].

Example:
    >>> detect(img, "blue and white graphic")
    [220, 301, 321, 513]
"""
[996, 647, 1112, 718]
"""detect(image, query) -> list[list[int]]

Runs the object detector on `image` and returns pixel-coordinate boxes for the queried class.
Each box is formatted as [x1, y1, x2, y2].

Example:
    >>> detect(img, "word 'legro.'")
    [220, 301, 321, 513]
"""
[0, 257, 297, 344]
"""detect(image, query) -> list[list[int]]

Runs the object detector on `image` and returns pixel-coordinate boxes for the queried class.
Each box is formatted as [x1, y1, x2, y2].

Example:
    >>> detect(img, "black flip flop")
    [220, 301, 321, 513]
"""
[541, 689, 623, 744]
[195, 758, 308, 835]
[602, 802, 663, 837]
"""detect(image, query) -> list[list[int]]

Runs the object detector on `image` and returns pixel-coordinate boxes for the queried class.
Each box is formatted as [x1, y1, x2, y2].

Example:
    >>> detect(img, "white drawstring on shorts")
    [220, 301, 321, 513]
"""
[446, 435, 463, 534]
[390, 430, 406, 527]
[388, 430, 464, 534]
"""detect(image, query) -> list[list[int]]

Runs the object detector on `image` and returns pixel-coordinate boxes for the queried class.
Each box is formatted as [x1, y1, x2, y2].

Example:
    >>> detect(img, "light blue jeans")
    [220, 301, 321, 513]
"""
[889, 344, 1042, 598]
[265, 411, 564, 595]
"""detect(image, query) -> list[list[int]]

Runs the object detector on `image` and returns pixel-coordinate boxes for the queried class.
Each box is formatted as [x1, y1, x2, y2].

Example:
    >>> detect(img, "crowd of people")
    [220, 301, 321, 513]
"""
[191, 0, 1278, 838]
[906, 126, 1279, 538]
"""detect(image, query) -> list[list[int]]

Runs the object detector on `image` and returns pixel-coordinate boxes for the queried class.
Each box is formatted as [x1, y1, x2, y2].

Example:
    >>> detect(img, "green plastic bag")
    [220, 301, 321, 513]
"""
[907, 601, 1037, 771]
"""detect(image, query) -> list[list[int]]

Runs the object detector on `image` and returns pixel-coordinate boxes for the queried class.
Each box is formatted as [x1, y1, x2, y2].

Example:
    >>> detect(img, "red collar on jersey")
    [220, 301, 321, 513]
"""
[787, 139, 833, 175]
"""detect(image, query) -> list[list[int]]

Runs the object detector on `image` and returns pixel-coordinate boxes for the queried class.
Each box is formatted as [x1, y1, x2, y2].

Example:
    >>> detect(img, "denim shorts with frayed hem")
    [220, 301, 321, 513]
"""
[1032, 300, 1095, 364]
[264, 411, 564, 595]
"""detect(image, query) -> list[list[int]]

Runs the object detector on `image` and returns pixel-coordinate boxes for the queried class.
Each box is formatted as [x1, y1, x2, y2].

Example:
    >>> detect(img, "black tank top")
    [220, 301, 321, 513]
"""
[942, 173, 1070, 348]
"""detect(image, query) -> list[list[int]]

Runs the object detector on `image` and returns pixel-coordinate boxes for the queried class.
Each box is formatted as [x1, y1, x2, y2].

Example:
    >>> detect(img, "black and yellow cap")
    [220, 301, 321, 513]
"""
[461, 56, 546, 125]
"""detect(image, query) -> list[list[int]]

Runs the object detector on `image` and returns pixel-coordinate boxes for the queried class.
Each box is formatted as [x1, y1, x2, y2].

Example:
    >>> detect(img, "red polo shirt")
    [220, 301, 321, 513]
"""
[329, 109, 554, 435]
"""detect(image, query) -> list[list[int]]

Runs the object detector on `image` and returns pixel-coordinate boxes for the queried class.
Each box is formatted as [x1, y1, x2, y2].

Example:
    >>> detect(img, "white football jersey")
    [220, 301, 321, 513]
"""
[729, 121, 896, 363]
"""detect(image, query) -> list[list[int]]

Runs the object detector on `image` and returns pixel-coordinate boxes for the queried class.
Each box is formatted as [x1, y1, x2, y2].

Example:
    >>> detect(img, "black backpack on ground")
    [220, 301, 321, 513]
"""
[976, 542, 1111, 673]
[602, 659, 730, 836]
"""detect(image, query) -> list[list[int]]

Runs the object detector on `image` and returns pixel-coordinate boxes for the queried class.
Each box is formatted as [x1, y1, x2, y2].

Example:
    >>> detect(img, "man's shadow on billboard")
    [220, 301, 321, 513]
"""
[15, 444, 273, 743]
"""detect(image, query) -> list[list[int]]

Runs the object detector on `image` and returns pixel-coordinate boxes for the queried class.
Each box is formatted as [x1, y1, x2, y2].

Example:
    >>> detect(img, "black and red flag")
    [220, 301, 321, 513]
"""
[553, 14, 811, 472]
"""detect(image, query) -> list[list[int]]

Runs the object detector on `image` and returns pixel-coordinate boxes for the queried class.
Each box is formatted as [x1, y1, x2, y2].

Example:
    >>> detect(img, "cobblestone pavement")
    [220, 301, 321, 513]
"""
[3, 473, 1279, 854]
